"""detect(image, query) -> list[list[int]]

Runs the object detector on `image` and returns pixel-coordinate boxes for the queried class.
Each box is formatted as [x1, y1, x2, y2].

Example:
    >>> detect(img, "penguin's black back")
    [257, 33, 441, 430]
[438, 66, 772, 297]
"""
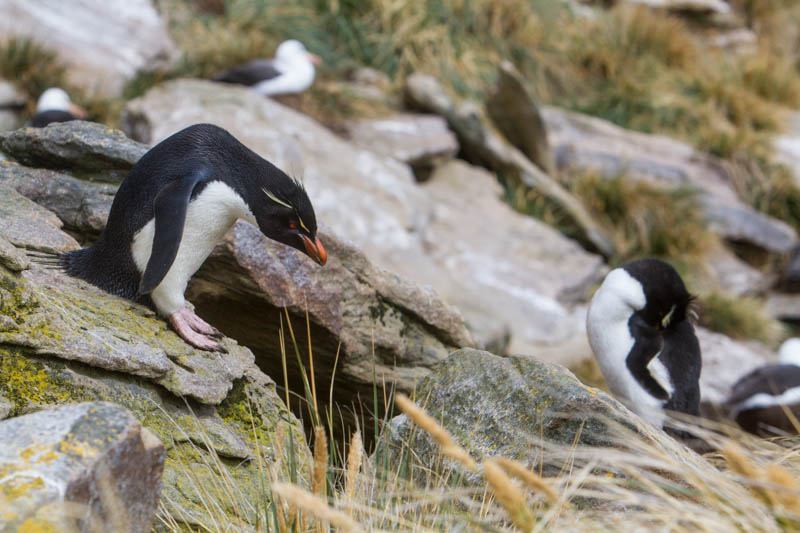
[30, 110, 77, 128]
[61, 123, 287, 301]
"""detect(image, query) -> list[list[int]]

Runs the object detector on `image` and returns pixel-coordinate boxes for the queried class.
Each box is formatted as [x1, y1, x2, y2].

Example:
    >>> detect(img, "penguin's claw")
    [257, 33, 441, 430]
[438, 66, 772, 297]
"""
[169, 308, 224, 352]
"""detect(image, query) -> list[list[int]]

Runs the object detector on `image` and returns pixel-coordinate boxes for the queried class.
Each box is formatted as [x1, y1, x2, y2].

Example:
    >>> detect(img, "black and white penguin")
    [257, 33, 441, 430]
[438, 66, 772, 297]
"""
[587, 258, 701, 432]
[211, 39, 321, 96]
[59, 123, 326, 351]
[29, 88, 87, 127]
[723, 338, 800, 436]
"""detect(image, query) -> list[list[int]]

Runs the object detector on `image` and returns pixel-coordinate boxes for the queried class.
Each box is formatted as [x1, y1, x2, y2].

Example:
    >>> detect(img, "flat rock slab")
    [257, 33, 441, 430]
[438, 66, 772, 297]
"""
[342, 113, 458, 176]
[544, 106, 798, 255]
[2, 259, 253, 405]
[0, 160, 116, 235]
[0, 402, 164, 532]
[0, 186, 78, 254]
[0, 0, 178, 97]
[0, 121, 148, 182]
[123, 79, 606, 357]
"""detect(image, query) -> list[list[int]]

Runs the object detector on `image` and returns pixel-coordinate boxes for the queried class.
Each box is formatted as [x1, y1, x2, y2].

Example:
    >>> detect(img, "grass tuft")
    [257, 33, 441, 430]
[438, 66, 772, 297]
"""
[697, 291, 784, 344]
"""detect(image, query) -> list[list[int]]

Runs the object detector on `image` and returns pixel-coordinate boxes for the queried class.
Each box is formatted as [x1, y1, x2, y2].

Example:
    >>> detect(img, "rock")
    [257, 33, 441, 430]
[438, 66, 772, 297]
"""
[342, 113, 458, 181]
[0, 394, 11, 420]
[420, 161, 604, 358]
[696, 327, 773, 406]
[0, 186, 79, 254]
[766, 292, 800, 322]
[341, 67, 394, 104]
[122, 79, 605, 359]
[0, 231, 312, 528]
[487, 61, 554, 174]
[382, 348, 643, 482]
[0, 80, 25, 132]
[0, 0, 178, 97]
[405, 73, 616, 257]
[187, 222, 474, 417]
[688, 244, 768, 296]
[0, 161, 116, 236]
[544, 106, 798, 255]
[0, 402, 164, 532]
[0, 121, 148, 183]
[0, 236, 30, 272]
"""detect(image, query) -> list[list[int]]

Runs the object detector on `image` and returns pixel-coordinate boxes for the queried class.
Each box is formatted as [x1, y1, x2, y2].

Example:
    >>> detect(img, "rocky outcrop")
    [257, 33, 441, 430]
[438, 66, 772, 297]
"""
[0, 0, 178, 97]
[0, 228, 311, 527]
[544, 106, 798, 256]
[404, 73, 616, 257]
[0, 402, 164, 532]
[383, 348, 649, 483]
[0, 121, 148, 183]
[342, 113, 458, 181]
[122, 79, 606, 358]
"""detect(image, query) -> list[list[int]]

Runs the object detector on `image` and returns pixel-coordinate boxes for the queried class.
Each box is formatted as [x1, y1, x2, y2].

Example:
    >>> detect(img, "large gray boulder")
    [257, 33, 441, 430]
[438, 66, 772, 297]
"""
[0, 0, 178, 97]
[121, 79, 606, 358]
[0, 402, 164, 532]
[383, 348, 647, 483]
[544, 106, 798, 256]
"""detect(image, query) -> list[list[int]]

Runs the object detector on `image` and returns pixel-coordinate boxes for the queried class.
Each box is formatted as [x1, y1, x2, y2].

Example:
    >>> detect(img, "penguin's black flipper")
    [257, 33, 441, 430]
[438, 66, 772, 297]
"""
[139, 171, 207, 295]
[626, 314, 669, 401]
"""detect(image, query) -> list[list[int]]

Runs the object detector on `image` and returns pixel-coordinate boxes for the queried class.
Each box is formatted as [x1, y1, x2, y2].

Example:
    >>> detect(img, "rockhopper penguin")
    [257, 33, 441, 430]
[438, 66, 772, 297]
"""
[60, 123, 327, 351]
[723, 338, 800, 436]
[587, 258, 701, 432]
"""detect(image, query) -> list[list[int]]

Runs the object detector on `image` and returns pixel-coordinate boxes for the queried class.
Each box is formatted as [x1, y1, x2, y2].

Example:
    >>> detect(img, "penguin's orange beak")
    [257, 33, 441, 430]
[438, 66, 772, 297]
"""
[307, 52, 322, 66]
[301, 235, 327, 266]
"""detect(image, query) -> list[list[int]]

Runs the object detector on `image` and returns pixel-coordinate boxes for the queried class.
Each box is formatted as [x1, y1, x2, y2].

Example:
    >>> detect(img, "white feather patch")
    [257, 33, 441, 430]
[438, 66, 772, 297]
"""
[131, 181, 256, 316]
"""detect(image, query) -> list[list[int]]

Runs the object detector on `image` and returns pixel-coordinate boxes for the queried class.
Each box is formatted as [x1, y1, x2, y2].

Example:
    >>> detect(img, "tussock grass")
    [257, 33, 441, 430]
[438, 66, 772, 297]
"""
[570, 173, 715, 268]
[156, 311, 800, 533]
[697, 291, 785, 344]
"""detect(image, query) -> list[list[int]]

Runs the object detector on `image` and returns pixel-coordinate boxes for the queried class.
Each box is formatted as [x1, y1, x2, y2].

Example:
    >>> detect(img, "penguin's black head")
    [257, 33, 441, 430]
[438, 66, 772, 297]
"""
[254, 178, 326, 266]
[622, 258, 693, 331]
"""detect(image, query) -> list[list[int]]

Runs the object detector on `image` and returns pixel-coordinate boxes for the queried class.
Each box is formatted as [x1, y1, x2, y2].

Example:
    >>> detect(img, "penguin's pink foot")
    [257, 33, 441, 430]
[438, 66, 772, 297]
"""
[169, 308, 224, 351]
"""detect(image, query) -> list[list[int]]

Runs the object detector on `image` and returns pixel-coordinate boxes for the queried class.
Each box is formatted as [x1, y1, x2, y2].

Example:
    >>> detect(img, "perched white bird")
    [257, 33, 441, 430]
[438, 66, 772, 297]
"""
[30, 88, 87, 127]
[212, 39, 321, 96]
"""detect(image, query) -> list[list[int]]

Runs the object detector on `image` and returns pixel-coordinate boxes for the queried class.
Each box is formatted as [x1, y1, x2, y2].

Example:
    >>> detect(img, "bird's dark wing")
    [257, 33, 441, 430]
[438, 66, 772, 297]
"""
[138, 170, 207, 295]
[211, 59, 283, 86]
[626, 314, 669, 400]
[661, 320, 701, 416]
[29, 110, 76, 127]
[727, 365, 800, 405]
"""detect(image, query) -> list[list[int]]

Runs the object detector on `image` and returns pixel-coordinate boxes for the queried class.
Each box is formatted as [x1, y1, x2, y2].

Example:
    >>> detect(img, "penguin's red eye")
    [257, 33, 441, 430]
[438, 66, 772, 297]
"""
[289, 222, 297, 229]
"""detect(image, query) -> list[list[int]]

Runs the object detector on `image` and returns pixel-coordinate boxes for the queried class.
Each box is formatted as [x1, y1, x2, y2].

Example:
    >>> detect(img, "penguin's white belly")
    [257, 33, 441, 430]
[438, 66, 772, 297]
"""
[131, 181, 256, 316]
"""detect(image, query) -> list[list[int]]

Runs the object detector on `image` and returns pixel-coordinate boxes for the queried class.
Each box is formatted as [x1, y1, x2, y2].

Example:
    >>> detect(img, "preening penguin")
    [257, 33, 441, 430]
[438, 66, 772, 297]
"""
[723, 338, 800, 436]
[587, 258, 701, 431]
[60, 123, 326, 351]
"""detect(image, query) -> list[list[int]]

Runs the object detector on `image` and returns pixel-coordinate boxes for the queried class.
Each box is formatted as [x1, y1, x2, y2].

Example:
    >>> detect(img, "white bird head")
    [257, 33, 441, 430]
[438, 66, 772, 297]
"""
[778, 338, 800, 367]
[36, 87, 88, 118]
[275, 39, 322, 67]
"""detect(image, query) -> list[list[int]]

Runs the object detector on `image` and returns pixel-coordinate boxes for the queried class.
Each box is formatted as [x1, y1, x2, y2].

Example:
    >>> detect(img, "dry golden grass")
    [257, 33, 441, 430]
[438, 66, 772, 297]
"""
[697, 291, 785, 345]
